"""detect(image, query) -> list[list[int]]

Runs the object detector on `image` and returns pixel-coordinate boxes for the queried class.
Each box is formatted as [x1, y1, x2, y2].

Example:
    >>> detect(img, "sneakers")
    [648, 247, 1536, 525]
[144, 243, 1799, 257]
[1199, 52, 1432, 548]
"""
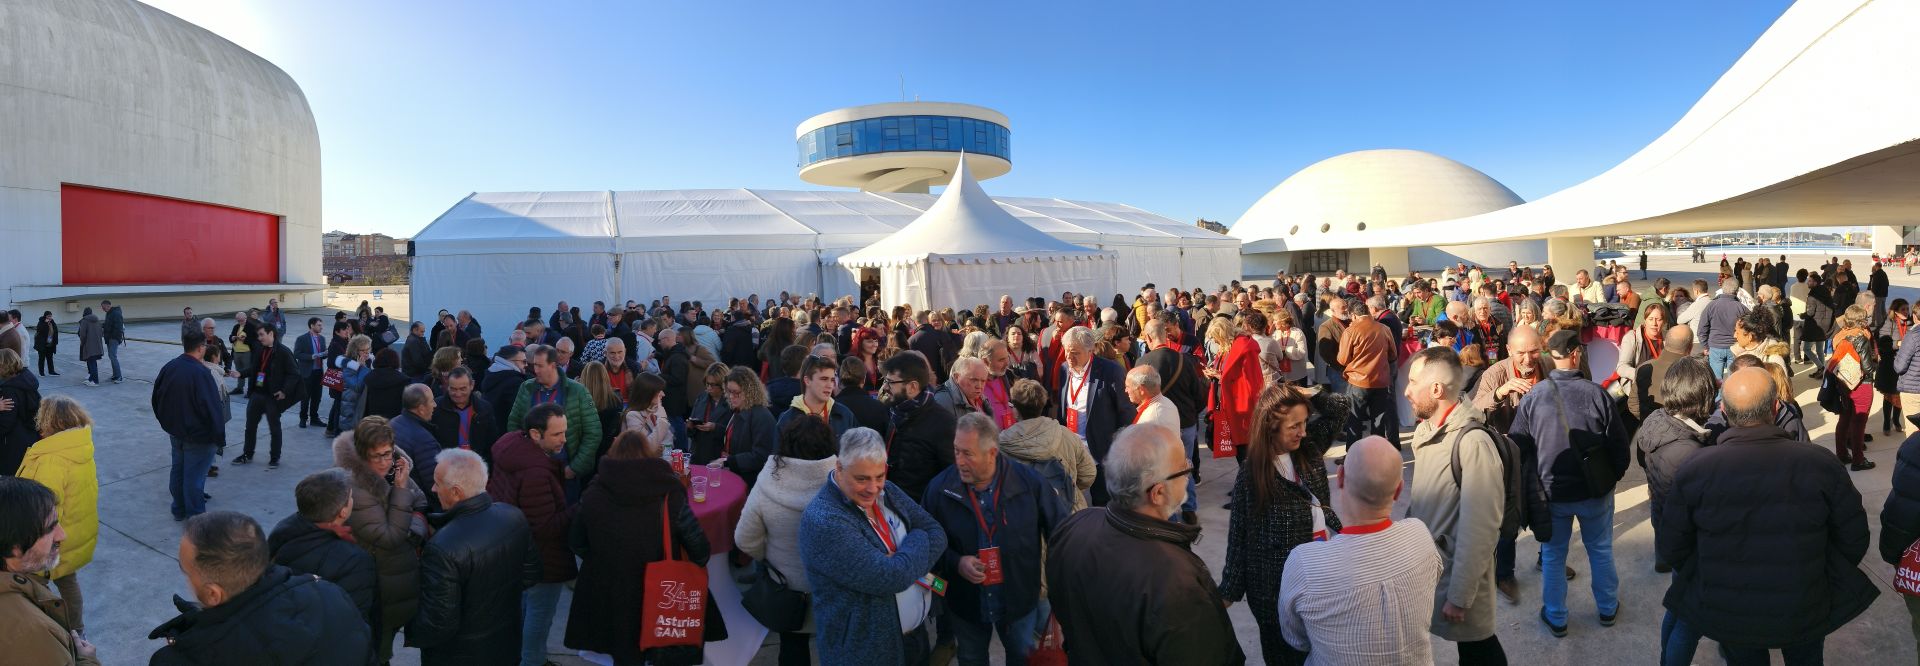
[1600, 610, 1618, 627]
[1540, 608, 1567, 638]
[298, 419, 308, 429]
[1496, 579, 1519, 605]
[206, 466, 219, 478]
[266, 460, 279, 470]
[112, 377, 124, 384]
[82, 380, 99, 387]
[231, 454, 253, 465]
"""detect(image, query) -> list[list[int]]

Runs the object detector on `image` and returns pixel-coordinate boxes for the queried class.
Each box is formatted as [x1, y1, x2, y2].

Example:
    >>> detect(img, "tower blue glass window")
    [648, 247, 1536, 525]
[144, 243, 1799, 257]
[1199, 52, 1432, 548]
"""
[797, 115, 1010, 167]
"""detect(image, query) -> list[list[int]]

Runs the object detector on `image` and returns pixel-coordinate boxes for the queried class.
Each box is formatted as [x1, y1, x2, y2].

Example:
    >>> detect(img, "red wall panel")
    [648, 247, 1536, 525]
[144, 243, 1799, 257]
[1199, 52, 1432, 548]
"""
[61, 185, 281, 284]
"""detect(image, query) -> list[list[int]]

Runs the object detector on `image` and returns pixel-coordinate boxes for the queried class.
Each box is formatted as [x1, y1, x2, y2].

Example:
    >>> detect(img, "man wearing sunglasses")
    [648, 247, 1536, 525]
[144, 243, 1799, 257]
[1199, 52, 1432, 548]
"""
[1045, 424, 1240, 665]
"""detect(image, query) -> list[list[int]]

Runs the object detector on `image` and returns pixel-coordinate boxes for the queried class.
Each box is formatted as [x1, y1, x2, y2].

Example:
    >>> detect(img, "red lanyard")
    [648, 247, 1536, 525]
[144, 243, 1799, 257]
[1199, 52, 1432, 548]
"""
[722, 414, 734, 455]
[966, 480, 1002, 543]
[1134, 402, 1151, 424]
[1647, 335, 1662, 360]
[1435, 403, 1458, 430]
[866, 502, 897, 553]
[1067, 369, 1089, 406]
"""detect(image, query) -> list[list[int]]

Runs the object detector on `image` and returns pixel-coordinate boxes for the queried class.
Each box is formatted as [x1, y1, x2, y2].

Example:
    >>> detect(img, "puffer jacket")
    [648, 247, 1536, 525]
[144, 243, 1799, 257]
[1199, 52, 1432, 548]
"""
[0, 572, 98, 665]
[997, 417, 1098, 513]
[332, 432, 428, 644]
[736, 454, 838, 634]
[1660, 425, 1878, 648]
[409, 493, 541, 666]
[886, 397, 958, 503]
[1891, 327, 1920, 395]
[486, 431, 577, 583]
[14, 427, 98, 580]
[148, 565, 371, 665]
[267, 512, 378, 624]
[1881, 422, 1920, 565]
[1634, 409, 1711, 557]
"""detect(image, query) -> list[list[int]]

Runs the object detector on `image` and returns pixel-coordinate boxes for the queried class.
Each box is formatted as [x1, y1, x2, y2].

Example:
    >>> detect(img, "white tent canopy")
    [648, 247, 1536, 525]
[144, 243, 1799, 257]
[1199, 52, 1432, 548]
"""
[412, 180, 1236, 333]
[838, 157, 1116, 309]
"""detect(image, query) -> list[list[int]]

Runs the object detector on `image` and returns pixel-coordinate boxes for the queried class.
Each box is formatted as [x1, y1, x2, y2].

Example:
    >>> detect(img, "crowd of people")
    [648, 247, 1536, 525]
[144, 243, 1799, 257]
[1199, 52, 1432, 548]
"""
[2, 252, 1919, 665]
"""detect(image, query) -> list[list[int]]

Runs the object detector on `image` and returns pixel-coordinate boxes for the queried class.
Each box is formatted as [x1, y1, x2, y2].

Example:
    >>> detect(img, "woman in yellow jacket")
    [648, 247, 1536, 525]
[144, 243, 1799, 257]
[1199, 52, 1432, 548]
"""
[16, 395, 98, 634]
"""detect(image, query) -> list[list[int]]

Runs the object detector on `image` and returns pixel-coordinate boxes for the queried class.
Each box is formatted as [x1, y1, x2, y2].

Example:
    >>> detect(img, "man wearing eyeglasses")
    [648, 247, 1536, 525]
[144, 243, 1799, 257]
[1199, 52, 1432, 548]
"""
[1045, 425, 1241, 665]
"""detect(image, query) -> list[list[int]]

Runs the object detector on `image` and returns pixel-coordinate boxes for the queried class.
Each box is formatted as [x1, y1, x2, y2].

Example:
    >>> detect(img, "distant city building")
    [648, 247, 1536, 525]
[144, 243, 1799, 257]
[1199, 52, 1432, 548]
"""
[1196, 218, 1228, 234]
[323, 231, 401, 258]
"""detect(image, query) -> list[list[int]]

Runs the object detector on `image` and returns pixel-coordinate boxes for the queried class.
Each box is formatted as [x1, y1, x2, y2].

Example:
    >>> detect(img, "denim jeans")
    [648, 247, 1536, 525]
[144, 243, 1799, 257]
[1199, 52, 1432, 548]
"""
[85, 359, 99, 383]
[169, 437, 217, 519]
[1719, 638, 1824, 665]
[1660, 610, 1702, 666]
[1344, 384, 1401, 449]
[520, 581, 564, 666]
[1542, 495, 1618, 626]
[1179, 425, 1198, 514]
[951, 607, 1042, 666]
[1708, 346, 1734, 379]
[105, 339, 122, 380]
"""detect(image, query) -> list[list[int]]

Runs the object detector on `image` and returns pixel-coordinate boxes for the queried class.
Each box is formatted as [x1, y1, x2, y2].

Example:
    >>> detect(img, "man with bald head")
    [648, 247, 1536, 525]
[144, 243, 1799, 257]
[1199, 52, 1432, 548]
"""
[1658, 368, 1876, 665]
[1278, 436, 1442, 663]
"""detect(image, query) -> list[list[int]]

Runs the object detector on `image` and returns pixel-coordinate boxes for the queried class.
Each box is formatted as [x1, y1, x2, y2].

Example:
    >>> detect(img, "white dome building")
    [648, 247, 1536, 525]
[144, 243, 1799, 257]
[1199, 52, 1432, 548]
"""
[1231, 149, 1539, 276]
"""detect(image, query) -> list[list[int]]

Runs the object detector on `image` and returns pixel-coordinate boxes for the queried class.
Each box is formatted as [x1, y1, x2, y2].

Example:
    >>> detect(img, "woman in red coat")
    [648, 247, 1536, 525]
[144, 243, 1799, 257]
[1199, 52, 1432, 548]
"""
[1207, 313, 1266, 462]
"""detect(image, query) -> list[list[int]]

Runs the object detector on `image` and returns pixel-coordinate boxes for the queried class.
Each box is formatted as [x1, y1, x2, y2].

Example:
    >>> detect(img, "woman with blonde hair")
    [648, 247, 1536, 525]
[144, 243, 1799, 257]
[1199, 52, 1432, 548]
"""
[428, 345, 461, 391]
[334, 334, 375, 433]
[17, 394, 98, 633]
[688, 362, 734, 463]
[720, 366, 778, 486]
[1829, 304, 1879, 470]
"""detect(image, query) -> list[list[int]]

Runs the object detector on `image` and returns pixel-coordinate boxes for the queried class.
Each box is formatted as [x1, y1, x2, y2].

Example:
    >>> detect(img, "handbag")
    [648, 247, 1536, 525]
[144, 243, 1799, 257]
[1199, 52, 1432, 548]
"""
[321, 368, 345, 391]
[740, 560, 810, 632]
[638, 502, 708, 651]
[1897, 538, 1920, 597]
[1028, 613, 1067, 666]
[1550, 380, 1618, 497]
[380, 329, 398, 344]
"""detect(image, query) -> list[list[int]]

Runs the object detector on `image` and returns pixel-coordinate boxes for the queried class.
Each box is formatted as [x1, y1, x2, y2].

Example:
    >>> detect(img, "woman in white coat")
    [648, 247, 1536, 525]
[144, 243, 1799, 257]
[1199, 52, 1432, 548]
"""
[1273, 310, 1310, 385]
[734, 414, 840, 666]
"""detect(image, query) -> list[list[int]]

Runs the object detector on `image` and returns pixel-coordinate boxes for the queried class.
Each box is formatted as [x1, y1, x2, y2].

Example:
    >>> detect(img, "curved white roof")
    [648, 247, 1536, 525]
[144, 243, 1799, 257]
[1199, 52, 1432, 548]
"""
[838, 157, 1109, 267]
[1231, 149, 1522, 250]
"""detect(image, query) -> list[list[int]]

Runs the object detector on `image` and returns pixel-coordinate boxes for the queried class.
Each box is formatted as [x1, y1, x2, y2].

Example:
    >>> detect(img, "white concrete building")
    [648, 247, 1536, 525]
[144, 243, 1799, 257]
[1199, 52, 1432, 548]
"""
[1, 0, 323, 321]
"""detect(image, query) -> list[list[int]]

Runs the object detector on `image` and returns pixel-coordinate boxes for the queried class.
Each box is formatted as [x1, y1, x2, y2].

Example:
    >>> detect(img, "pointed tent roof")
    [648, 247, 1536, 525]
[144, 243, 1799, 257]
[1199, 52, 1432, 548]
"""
[837, 156, 1112, 267]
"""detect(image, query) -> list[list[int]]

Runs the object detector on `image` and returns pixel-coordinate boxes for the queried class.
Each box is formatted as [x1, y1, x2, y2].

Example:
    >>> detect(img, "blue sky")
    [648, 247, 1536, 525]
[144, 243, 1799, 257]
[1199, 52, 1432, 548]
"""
[146, 0, 1802, 237]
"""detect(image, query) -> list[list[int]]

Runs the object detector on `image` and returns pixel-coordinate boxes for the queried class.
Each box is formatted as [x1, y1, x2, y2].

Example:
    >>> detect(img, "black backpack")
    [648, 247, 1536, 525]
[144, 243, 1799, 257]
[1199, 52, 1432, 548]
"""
[1449, 421, 1553, 544]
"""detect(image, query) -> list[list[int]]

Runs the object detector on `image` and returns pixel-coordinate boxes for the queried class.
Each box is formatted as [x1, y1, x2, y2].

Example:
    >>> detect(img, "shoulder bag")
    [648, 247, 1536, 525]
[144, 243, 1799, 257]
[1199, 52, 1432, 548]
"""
[740, 560, 810, 632]
[638, 502, 708, 650]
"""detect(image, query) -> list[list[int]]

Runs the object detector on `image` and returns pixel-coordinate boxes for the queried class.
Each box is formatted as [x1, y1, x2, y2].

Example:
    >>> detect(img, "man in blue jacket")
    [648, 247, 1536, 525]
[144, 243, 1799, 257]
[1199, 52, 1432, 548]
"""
[923, 413, 1067, 665]
[1054, 326, 1130, 506]
[100, 299, 124, 383]
[800, 427, 947, 666]
[152, 328, 228, 521]
[1697, 275, 1751, 379]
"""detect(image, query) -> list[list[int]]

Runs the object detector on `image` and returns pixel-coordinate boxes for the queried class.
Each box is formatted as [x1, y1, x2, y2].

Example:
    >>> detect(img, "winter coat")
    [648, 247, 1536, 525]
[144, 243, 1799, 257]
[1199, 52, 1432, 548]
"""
[14, 427, 98, 580]
[363, 368, 410, 420]
[332, 432, 428, 641]
[1211, 335, 1265, 452]
[1510, 369, 1629, 502]
[1705, 399, 1812, 444]
[775, 395, 860, 442]
[681, 343, 716, 414]
[1882, 426, 1920, 565]
[887, 395, 959, 503]
[1891, 327, 1920, 395]
[0, 572, 98, 665]
[836, 386, 890, 435]
[1697, 293, 1747, 350]
[74, 314, 103, 362]
[486, 432, 577, 583]
[391, 413, 445, 506]
[35, 319, 60, 354]
[1219, 394, 1347, 632]
[1046, 508, 1244, 666]
[267, 513, 379, 624]
[335, 356, 374, 432]
[997, 416, 1098, 513]
[764, 377, 802, 416]
[410, 493, 540, 666]
[1405, 403, 1502, 642]
[153, 353, 225, 444]
[922, 459, 1068, 626]
[800, 478, 947, 666]
[1659, 425, 1878, 648]
[657, 344, 693, 418]
[431, 393, 502, 464]
[0, 370, 41, 474]
[1801, 285, 1835, 341]
[687, 391, 734, 464]
[147, 565, 371, 666]
[722, 405, 778, 484]
[401, 335, 433, 378]
[506, 376, 604, 477]
[480, 363, 528, 434]
[909, 324, 957, 383]
[735, 455, 837, 632]
[567, 456, 718, 666]
[1633, 409, 1711, 557]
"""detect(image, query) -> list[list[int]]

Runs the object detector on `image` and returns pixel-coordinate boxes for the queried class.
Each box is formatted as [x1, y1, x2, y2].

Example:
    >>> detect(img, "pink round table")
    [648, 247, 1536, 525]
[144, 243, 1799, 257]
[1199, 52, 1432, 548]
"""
[687, 468, 746, 553]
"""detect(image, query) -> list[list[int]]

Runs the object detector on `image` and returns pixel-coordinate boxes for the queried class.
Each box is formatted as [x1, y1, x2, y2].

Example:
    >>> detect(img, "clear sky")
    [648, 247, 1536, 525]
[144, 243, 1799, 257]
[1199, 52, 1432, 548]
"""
[143, 0, 1807, 238]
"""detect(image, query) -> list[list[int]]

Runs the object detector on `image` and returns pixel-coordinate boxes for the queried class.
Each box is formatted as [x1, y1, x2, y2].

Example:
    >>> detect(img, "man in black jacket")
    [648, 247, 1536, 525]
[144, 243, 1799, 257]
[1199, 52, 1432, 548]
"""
[292, 318, 329, 429]
[1659, 368, 1877, 664]
[1054, 326, 1131, 507]
[909, 314, 957, 384]
[401, 321, 433, 380]
[268, 469, 377, 625]
[410, 448, 541, 665]
[434, 367, 502, 463]
[1138, 316, 1206, 523]
[150, 512, 370, 665]
[837, 356, 890, 433]
[764, 344, 808, 413]
[481, 345, 529, 435]
[236, 326, 300, 469]
[656, 328, 692, 448]
[883, 352, 958, 502]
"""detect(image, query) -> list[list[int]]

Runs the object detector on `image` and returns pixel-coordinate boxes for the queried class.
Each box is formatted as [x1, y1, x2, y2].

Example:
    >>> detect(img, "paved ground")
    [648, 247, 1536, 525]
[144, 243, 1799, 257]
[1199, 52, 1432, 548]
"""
[52, 251, 1920, 664]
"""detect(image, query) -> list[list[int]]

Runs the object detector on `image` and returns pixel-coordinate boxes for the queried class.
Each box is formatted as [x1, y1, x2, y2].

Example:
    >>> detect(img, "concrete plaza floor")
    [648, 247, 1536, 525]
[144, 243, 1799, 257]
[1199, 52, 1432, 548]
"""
[50, 251, 1920, 664]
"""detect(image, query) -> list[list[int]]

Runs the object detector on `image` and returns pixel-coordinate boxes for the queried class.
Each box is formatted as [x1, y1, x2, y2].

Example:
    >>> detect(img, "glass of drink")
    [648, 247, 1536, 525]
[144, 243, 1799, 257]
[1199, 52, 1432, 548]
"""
[707, 460, 725, 487]
[692, 476, 708, 503]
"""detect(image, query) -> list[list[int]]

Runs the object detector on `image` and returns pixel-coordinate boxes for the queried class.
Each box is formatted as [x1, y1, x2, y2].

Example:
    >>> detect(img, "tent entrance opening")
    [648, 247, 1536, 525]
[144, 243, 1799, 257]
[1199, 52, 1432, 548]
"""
[859, 268, 880, 305]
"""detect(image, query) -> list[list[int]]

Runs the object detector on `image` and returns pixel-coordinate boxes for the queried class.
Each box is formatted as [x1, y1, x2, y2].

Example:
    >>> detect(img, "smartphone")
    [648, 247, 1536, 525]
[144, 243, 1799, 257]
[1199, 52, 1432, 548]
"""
[688, 419, 706, 427]
[384, 450, 400, 485]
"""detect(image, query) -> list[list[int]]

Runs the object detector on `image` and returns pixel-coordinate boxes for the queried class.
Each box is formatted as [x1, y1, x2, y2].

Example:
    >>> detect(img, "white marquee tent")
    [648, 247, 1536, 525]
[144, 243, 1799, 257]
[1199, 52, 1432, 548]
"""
[837, 158, 1115, 309]
[412, 180, 1237, 332]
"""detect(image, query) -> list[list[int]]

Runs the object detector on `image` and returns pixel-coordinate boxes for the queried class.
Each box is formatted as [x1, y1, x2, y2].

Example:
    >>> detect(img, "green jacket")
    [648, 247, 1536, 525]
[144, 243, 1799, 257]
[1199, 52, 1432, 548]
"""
[505, 377, 604, 476]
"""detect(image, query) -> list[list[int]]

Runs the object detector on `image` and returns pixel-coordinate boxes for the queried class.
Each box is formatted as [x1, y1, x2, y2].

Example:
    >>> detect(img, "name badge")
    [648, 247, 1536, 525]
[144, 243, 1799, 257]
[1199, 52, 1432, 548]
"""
[977, 547, 1003, 586]
[916, 572, 948, 596]
[1064, 408, 1080, 434]
[255, 372, 266, 384]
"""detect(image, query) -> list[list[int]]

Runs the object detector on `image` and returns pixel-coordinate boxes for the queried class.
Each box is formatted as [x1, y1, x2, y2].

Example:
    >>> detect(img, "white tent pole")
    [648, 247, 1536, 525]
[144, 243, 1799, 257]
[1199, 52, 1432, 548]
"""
[605, 190, 621, 306]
